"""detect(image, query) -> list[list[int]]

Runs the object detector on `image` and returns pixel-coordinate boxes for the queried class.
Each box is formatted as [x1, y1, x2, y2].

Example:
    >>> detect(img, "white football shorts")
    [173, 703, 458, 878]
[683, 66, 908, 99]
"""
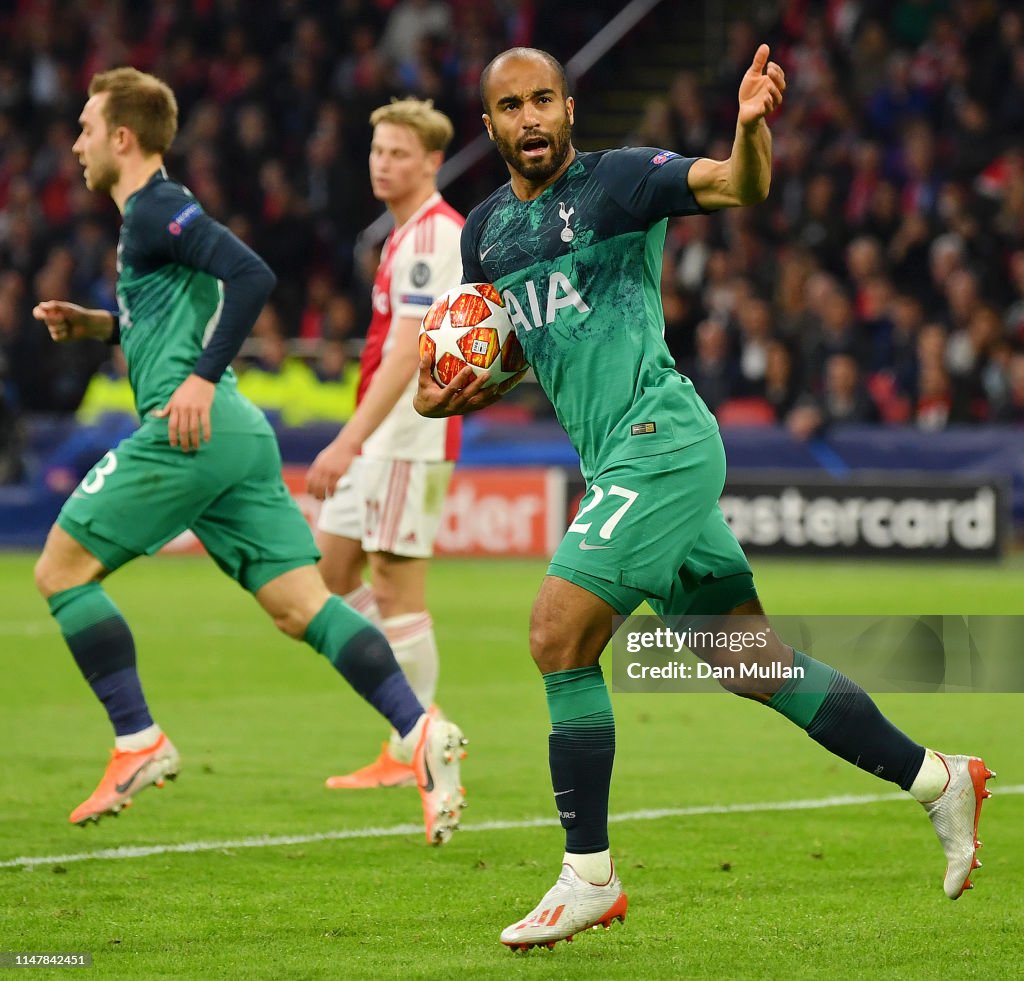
[317, 456, 454, 558]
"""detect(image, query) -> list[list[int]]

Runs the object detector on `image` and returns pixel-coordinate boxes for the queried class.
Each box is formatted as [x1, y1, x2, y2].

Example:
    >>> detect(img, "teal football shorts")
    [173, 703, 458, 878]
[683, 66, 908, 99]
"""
[58, 417, 319, 593]
[548, 433, 756, 616]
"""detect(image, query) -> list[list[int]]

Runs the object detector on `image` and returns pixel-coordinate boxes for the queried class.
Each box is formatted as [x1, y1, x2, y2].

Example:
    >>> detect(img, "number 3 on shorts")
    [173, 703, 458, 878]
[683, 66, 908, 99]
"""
[80, 451, 118, 494]
[568, 483, 638, 541]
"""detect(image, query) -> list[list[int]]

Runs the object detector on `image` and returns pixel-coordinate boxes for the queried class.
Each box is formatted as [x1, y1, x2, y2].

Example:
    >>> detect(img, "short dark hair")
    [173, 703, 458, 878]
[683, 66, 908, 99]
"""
[479, 47, 568, 112]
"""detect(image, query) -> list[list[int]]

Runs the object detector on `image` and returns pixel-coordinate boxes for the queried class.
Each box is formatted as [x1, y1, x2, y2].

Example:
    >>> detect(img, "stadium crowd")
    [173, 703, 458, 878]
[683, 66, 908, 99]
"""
[647, 2, 1024, 435]
[2, 0, 1024, 484]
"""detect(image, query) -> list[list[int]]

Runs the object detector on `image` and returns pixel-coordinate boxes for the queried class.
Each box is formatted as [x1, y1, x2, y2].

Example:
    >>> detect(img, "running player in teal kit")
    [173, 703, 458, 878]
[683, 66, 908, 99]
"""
[33, 68, 465, 844]
[415, 47, 993, 946]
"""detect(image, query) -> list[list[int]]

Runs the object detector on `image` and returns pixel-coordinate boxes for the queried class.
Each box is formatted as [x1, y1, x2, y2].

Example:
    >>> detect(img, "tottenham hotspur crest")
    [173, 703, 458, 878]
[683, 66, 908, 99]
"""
[558, 202, 575, 243]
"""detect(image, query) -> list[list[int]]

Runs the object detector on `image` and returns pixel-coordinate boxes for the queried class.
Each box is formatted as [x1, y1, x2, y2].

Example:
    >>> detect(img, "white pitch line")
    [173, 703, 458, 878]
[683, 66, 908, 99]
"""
[3, 785, 1020, 870]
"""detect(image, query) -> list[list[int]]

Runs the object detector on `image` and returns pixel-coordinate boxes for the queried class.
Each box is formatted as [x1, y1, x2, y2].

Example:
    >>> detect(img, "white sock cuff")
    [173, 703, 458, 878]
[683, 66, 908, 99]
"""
[115, 723, 163, 752]
[343, 583, 380, 620]
[564, 849, 613, 885]
[909, 748, 951, 802]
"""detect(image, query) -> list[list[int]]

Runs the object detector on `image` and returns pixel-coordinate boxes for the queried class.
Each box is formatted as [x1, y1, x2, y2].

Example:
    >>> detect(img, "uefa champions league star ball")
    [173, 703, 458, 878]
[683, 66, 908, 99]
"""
[418, 283, 527, 389]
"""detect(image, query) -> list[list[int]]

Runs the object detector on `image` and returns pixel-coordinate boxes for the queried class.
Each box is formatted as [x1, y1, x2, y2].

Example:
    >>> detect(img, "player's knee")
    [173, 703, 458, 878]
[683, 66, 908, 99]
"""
[33, 554, 55, 598]
[270, 607, 311, 640]
[529, 616, 566, 670]
[33, 552, 86, 598]
[318, 561, 361, 598]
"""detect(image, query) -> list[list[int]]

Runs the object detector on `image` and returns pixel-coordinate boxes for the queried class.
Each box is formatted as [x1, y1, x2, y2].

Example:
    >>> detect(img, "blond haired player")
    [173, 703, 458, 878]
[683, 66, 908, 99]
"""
[307, 99, 465, 787]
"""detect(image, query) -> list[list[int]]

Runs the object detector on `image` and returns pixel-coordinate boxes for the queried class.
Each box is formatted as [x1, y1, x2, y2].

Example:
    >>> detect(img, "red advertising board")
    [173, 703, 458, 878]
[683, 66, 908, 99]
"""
[434, 467, 565, 556]
[162, 466, 566, 558]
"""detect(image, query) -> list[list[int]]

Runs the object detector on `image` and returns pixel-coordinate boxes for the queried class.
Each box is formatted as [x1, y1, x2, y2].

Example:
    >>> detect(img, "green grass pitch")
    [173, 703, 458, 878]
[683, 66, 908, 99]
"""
[1, 552, 1022, 978]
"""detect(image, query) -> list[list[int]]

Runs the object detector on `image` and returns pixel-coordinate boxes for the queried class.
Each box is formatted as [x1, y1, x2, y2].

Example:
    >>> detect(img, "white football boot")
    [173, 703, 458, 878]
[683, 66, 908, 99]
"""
[411, 714, 467, 845]
[500, 862, 628, 950]
[922, 753, 995, 899]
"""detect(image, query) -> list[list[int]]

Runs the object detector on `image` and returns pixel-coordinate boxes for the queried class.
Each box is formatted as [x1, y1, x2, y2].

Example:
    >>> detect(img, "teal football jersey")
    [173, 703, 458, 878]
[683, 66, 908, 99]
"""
[461, 147, 719, 479]
[116, 170, 263, 431]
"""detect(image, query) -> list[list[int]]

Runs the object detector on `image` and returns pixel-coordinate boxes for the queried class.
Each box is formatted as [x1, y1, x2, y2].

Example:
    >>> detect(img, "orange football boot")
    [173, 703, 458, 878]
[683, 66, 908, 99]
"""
[325, 742, 417, 789]
[69, 733, 180, 826]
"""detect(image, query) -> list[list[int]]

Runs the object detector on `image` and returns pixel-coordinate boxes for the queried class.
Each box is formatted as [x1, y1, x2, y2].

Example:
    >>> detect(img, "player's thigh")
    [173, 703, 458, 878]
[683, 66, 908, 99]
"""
[317, 530, 367, 596]
[192, 434, 320, 595]
[549, 436, 727, 615]
[359, 458, 453, 558]
[530, 574, 619, 673]
[56, 428, 227, 573]
[34, 523, 108, 596]
[651, 504, 757, 619]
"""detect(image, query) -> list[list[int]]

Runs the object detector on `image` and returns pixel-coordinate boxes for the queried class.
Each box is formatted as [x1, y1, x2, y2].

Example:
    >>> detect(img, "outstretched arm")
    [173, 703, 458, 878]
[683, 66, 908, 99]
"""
[32, 302, 116, 343]
[687, 44, 785, 210]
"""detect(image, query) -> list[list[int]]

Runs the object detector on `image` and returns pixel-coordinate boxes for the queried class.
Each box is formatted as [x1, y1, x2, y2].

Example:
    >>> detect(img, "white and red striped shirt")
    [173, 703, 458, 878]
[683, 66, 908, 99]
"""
[360, 192, 464, 461]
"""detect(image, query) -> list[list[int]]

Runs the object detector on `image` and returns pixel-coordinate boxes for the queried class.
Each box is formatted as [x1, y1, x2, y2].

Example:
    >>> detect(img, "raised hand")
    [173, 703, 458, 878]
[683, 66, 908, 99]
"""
[737, 44, 786, 129]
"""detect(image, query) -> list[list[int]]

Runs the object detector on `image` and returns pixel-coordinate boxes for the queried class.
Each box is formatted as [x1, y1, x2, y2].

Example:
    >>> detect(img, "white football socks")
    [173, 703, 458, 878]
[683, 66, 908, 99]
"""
[384, 612, 439, 709]
[909, 748, 951, 802]
[342, 583, 382, 628]
[565, 849, 613, 885]
[115, 723, 162, 752]
[385, 612, 439, 761]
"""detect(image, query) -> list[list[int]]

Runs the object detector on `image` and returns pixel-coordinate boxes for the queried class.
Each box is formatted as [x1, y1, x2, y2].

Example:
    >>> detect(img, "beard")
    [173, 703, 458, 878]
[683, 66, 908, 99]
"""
[85, 157, 119, 194]
[493, 114, 573, 184]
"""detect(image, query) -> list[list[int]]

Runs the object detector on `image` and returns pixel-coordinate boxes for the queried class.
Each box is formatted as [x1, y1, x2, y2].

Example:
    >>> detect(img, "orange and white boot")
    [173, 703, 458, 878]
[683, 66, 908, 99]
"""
[500, 861, 628, 950]
[412, 713, 467, 845]
[922, 753, 995, 898]
[325, 743, 417, 789]
[69, 733, 180, 826]
[324, 705, 447, 791]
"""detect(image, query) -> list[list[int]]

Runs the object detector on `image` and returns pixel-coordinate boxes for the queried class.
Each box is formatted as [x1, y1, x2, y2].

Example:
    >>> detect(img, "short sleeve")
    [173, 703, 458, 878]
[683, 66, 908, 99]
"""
[594, 146, 708, 223]
[392, 215, 464, 320]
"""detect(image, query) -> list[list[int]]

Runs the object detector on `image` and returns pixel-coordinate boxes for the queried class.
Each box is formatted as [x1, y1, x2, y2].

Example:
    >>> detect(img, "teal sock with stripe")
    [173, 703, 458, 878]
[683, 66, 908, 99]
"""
[767, 650, 925, 789]
[48, 583, 152, 736]
[305, 596, 424, 738]
[544, 665, 615, 854]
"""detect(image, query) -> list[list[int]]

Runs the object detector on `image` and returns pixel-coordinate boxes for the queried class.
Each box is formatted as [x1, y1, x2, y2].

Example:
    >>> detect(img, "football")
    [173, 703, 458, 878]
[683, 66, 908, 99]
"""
[418, 283, 527, 389]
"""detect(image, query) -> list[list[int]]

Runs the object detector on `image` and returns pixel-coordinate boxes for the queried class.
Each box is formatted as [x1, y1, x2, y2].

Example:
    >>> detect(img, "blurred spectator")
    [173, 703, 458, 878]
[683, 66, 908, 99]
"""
[380, 0, 453, 78]
[995, 351, 1024, 424]
[681, 319, 740, 414]
[761, 339, 801, 422]
[820, 353, 880, 425]
[734, 296, 774, 393]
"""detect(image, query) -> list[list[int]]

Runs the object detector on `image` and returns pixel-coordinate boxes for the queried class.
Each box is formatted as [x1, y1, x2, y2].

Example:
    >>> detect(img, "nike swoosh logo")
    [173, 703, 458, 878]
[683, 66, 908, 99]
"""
[422, 758, 435, 793]
[578, 542, 612, 551]
[115, 762, 151, 794]
[479, 243, 498, 261]
[554, 789, 574, 797]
